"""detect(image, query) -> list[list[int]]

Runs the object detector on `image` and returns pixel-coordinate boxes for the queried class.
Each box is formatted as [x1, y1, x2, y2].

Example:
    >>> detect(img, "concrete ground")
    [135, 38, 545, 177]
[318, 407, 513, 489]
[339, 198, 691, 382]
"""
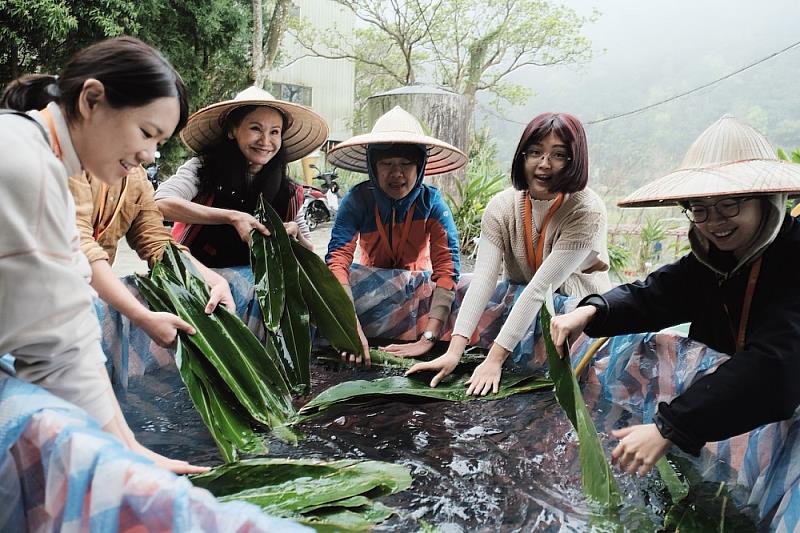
[111, 221, 335, 277]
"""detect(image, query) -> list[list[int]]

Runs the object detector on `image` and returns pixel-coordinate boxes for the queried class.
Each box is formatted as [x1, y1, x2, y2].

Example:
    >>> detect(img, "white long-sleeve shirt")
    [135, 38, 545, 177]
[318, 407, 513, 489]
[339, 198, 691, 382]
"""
[0, 104, 113, 425]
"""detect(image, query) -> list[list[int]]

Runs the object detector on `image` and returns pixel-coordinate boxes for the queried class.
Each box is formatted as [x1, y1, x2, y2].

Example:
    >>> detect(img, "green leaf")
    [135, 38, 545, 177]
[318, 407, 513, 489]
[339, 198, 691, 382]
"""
[151, 272, 294, 429]
[291, 240, 363, 357]
[251, 199, 285, 332]
[252, 198, 311, 393]
[540, 289, 623, 513]
[190, 458, 411, 530]
[294, 373, 553, 423]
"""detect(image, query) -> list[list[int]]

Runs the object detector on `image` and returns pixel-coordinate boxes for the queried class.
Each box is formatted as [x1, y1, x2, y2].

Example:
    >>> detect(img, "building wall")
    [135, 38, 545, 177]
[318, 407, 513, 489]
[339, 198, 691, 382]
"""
[269, 0, 355, 143]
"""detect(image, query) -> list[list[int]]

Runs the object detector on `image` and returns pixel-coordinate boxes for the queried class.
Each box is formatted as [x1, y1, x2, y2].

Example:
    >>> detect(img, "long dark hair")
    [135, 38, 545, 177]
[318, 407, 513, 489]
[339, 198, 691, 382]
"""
[511, 112, 589, 193]
[2, 37, 189, 134]
[197, 104, 291, 208]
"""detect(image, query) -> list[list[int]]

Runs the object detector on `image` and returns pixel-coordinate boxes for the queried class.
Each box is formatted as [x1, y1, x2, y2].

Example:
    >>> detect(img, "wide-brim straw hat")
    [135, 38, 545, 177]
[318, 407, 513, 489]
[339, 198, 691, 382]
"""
[327, 106, 467, 175]
[180, 86, 329, 162]
[619, 115, 800, 207]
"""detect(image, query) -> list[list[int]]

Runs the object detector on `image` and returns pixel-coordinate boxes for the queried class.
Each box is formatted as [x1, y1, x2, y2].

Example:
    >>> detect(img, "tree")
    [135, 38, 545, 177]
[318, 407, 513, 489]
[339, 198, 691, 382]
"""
[251, 0, 293, 87]
[291, 0, 594, 126]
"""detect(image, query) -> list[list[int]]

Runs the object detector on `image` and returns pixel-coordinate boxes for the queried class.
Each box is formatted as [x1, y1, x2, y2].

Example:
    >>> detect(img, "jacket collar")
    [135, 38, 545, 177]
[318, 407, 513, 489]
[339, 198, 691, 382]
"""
[30, 102, 83, 178]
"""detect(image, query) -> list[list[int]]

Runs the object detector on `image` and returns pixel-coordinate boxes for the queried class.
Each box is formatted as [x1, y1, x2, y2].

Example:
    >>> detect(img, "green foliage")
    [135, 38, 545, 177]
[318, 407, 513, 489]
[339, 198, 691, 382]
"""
[637, 216, 667, 276]
[446, 127, 508, 256]
[607, 241, 631, 282]
[540, 291, 623, 515]
[190, 457, 412, 530]
[135, 245, 294, 461]
[294, 374, 553, 424]
[777, 146, 800, 164]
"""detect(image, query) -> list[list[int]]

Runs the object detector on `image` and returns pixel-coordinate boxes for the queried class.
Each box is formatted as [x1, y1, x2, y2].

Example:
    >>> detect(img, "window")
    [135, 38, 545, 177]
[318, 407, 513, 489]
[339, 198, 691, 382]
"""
[270, 82, 312, 106]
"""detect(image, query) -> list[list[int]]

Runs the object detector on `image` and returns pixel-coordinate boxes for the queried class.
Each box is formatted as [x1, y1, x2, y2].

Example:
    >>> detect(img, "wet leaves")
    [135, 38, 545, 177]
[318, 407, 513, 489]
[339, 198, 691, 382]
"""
[540, 290, 623, 515]
[294, 373, 553, 424]
[190, 457, 412, 531]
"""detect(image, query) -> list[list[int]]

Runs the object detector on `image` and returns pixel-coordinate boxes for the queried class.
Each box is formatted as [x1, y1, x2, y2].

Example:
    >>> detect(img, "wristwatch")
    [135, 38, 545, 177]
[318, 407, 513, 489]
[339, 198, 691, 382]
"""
[421, 330, 438, 343]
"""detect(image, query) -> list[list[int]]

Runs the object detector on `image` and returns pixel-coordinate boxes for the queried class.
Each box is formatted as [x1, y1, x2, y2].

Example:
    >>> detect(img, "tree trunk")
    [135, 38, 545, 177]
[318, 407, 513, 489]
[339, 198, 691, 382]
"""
[252, 0, 264, 87]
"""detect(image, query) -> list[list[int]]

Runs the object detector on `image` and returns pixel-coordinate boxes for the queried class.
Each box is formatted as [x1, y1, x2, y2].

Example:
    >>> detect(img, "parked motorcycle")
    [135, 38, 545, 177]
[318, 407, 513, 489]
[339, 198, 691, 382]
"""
[145, 150, 161, 190]
[302, 165, 343, 230]
[301, 184, 331, 231]
[310, 164, 342, 216]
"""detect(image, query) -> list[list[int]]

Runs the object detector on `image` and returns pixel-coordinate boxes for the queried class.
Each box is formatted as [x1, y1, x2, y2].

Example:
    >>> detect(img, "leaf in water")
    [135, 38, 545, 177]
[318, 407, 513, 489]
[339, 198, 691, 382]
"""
[294, 374, 553, 423]
[291, 239, 363, 357]
[190, 458, 411, 530]
[540, 289, 623, 514]
[251, 198, 285, 332]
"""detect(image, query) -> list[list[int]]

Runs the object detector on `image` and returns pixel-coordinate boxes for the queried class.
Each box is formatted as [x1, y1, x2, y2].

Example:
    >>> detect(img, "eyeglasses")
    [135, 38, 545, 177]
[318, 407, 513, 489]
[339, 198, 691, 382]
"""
[683, 197, 754, 223]
[521, 149, 572, 165]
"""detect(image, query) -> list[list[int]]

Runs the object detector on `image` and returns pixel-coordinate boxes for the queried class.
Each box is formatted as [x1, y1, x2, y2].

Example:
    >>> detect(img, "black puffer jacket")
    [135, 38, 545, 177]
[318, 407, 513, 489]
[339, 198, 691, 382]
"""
[583, 214, 800, 455]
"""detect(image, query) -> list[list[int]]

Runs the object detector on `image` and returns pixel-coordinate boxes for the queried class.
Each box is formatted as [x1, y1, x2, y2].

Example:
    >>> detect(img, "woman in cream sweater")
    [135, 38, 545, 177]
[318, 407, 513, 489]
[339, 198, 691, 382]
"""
[407, 112, 611, 394]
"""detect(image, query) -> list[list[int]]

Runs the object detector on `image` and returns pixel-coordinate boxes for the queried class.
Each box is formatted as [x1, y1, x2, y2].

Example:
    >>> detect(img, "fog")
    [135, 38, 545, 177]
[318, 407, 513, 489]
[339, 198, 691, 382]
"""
[481, 0, 800, 198]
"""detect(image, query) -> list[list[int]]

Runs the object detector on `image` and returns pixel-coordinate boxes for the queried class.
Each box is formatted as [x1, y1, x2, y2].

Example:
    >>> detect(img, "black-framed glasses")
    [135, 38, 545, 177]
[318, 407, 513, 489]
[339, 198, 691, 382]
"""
[683, 197, 754, 223]
[521, 148, 572, 165]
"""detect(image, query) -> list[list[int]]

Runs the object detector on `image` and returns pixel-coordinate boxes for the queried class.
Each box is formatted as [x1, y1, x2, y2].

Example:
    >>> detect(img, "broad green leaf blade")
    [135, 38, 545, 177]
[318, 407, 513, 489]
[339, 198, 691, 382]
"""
[177, 338, 267, 462]
[316, 349, 416, 369]
[161, 242, 208, 298]
[154, 276, 294, 428]
[291, 239, 363, 357]
[191, 458, 410, 530]
[655, 457, 689, 503]
[540, 289, 623, 512]
[251, 199, 285, 332]
[294, 374, 553, 423]
[253, 198, 311, 392]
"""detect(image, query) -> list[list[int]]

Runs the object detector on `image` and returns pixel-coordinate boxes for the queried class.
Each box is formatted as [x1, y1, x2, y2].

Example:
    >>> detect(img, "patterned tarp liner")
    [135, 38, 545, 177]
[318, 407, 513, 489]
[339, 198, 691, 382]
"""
[91, 264, 798, 530]
[571, 332, 800, 531]
[0, 373, 308, 532]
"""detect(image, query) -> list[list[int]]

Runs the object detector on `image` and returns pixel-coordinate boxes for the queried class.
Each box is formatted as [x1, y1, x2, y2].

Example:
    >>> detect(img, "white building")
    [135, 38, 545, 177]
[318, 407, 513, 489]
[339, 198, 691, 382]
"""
[268, 0, 356, 145]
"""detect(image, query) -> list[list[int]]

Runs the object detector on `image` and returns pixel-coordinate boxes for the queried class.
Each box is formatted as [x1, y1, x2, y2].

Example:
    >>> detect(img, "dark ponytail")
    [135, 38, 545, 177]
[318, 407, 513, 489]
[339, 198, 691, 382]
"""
[0, 74, 60, 111]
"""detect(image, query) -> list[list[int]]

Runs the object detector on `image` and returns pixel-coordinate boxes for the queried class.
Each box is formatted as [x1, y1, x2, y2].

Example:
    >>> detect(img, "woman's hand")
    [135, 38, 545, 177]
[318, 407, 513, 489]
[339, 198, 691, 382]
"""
[405, 350, 462, 387]
[135, 310, 195, 348]
[382, 338, 433, 358]
[341, 318, 371, 368]
[549, 305, 597, 357]
[284, 221, 314, 250]
[129, 439, 210, 475]
[610, 424, 672, 476]
[203, 274, 235, 314]
[228, 210, 269, 243]
[465, 357, 504, 396]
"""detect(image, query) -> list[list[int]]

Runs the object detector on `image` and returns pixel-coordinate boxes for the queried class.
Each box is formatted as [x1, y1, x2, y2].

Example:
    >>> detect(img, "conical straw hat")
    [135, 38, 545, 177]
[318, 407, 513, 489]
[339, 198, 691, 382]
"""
[327, 106, 467, 175]
[619, 115, 800, 207]
[180, 86, 329, 162]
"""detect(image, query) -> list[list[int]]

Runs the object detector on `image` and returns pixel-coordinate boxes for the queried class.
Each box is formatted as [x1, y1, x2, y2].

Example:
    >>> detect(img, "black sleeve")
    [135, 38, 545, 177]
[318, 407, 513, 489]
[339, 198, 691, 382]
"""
[583, 256, 696, 338]
[656, 289, 800, 455]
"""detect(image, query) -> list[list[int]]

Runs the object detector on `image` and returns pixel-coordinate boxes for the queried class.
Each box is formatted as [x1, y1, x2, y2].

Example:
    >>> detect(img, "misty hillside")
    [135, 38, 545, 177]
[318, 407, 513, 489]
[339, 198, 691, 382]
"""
[481, 0, 800, 201]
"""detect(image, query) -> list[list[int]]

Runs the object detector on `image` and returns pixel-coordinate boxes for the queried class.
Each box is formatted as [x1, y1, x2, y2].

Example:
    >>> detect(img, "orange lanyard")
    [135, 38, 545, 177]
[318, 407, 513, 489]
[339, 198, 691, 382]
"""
[374, 204, 416, 267]
[40, 108, 63, 159]
[729, 256, 762, 352]
[523, 192, 564, 272]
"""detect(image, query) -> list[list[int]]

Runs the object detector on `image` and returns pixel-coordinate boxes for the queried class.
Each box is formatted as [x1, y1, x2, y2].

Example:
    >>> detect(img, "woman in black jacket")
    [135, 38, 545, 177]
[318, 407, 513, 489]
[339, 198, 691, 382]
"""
[551, 115, 800, 475]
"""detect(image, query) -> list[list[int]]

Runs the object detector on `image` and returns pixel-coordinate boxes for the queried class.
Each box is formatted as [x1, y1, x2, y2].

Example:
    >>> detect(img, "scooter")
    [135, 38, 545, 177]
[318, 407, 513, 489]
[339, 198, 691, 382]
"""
[309, 164, 342, 216]
[301, 184, 331, 231]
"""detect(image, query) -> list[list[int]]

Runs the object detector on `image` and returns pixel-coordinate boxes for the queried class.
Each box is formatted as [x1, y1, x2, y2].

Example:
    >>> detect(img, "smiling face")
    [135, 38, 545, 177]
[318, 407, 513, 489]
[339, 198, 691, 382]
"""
[523, 132, 571, 200]
[229, 106, 283, 173]
[375, 155, 418, 200]
[74, 86, 179, 185]
[690, 196, 763, 258]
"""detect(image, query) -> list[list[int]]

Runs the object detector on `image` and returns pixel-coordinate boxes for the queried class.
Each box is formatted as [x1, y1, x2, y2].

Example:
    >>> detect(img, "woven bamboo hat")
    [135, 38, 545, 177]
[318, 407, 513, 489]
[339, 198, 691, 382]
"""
[327, 106, 467, 175]
[619, 115, 800, 207]
[180, 86, 329, 162]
